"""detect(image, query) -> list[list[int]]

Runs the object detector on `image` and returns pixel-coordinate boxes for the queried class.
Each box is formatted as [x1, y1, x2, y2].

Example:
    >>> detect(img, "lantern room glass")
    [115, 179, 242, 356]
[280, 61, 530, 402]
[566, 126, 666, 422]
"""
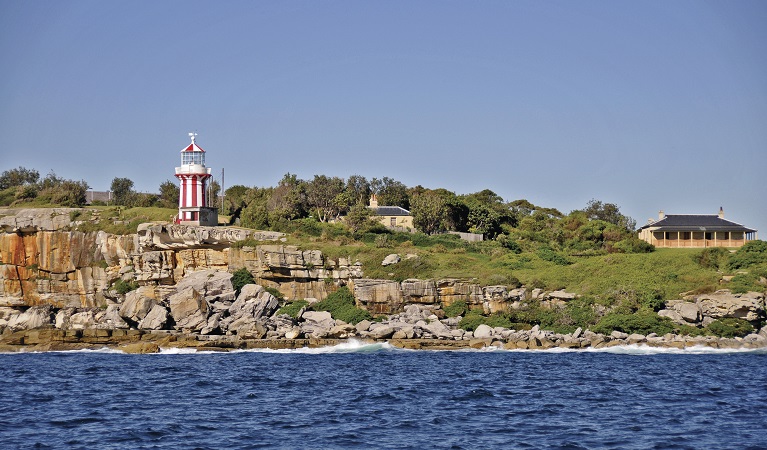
[182, 151, 204, 166]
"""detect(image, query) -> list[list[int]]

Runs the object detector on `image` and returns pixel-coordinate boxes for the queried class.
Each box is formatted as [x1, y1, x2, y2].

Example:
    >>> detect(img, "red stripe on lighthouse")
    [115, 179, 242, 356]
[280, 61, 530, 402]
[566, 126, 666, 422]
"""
[191, 176, 198, 207]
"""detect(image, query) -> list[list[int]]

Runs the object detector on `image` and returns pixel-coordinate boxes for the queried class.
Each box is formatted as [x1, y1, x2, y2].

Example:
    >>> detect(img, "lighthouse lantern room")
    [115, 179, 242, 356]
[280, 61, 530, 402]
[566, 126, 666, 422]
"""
[174, 133, 218, 226]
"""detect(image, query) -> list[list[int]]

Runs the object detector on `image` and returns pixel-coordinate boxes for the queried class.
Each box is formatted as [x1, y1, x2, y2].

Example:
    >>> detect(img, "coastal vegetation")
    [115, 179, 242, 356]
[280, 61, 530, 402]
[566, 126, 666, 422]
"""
[2, 166, 765, 338]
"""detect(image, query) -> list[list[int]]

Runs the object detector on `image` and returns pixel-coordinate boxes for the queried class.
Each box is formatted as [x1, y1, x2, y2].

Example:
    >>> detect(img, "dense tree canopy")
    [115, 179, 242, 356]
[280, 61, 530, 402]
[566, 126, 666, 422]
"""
[0, 167, 40, 190]
[0, 164, 650, 254]
[110, 177, 135, 206]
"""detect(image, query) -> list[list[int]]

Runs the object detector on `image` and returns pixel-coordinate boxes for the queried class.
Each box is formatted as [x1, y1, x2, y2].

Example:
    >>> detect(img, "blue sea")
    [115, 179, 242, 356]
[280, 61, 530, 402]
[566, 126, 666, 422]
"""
[1, 342, 766, 449]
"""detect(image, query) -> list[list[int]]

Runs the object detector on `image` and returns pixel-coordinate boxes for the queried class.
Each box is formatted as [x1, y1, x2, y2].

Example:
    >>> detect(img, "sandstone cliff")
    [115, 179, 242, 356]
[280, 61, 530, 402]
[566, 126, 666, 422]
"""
[1, 208, 765, 352]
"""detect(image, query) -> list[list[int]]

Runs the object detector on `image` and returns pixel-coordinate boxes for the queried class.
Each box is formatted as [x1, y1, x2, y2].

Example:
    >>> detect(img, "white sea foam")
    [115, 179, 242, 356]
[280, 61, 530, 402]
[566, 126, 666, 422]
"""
[482, 343, 767, 355]
[0, 347, 126, 355]
[231, 339, 398, 354]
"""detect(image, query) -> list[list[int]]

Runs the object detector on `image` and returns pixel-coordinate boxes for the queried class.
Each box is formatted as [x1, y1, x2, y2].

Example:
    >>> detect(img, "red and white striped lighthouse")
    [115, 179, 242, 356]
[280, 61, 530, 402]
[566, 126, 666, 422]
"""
[174, 133, 218, 226]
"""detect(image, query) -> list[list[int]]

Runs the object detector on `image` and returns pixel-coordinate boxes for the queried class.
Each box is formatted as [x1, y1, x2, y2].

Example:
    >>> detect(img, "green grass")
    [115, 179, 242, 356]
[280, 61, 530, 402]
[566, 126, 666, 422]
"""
[290, 230, 727, 302]
[76, 206, 177, 234]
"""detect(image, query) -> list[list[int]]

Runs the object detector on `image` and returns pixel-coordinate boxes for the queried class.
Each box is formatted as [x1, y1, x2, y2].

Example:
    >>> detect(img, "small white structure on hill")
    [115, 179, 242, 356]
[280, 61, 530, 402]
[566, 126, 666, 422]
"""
[174, 133, 218, 226]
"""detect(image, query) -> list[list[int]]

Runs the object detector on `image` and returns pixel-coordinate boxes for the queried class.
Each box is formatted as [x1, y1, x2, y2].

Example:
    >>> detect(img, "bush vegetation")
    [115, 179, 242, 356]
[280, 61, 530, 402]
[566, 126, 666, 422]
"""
[276, 300, 309, 319]
[310, 286, 371, 324]
[113, 279, 139, 295]
[231, 268, 255, 296]
[706, 318, 755, 338]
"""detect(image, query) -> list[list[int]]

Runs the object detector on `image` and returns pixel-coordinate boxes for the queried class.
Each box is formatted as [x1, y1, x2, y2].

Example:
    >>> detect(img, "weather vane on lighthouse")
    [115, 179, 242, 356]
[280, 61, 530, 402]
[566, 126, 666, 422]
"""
[189, 132, 197, 143]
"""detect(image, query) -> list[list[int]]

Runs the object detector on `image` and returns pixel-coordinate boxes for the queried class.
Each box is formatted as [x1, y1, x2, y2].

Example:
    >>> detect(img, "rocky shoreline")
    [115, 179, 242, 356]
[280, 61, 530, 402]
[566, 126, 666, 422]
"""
[1, 209, 765, 354]
[2, 328, 766, 354]
[3, 302, 766, 354]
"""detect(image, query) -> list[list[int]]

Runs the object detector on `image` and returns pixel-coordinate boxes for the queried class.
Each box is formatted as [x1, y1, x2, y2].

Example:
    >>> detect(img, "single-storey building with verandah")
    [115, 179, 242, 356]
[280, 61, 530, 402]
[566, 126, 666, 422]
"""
[638, 208, 757, 248]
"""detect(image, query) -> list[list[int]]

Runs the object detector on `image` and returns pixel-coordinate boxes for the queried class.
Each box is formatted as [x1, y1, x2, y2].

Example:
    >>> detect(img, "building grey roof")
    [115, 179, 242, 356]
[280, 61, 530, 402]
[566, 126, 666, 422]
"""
[638, 214, 756, 232]
[371, 206, 411, 216]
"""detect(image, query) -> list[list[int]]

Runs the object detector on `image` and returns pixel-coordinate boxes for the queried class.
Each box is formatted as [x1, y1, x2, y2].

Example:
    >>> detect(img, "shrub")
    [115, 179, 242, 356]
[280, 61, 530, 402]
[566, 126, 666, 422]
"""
[497, 234, 522, 253]
[537, 246, 571, 266]
[727, 240, 767, 270]
[458, 311, 513, 331]
[311, 286, 371, 324]
[374, 234, 392, 248]
[264, 286, 285, 301]
[231, 268, 255, 296]
[591, 310, 675, 335]
[277, 300, 309, 319]
[706, 318, 755, 338]
[694, 247, 730, 269]
[113, 279, 139, 295]
[613, 237, 655, 254]
[728, 273, 763, 294]
[443, 300, 468, 318]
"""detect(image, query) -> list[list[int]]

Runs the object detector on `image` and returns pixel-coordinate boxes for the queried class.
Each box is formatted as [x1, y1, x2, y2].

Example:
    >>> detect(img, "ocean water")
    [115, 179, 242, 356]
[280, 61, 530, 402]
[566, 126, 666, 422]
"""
[1, 343, 766, 449]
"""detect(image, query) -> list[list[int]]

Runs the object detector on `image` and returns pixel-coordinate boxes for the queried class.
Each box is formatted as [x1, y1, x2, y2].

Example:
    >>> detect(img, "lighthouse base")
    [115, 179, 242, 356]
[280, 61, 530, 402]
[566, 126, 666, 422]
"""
[176, 207, 218, 226]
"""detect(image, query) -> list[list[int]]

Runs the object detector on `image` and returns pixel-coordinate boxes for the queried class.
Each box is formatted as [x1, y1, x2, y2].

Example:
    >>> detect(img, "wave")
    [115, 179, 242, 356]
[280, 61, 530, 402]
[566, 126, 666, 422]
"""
[0, 346, 126, 355]
[2, 341, 764, 356]
[489, 344, 767, 355]
[233, 339, 400, 354]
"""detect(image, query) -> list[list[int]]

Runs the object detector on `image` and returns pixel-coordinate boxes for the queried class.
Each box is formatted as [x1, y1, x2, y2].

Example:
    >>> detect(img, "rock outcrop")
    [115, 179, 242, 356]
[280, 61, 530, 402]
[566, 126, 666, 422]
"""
[659, 290, 766, 326]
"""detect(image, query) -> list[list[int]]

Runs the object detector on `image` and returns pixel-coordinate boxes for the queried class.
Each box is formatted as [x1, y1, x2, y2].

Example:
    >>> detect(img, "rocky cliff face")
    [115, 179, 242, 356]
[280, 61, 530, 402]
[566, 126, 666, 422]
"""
[1, 208, 765, 346]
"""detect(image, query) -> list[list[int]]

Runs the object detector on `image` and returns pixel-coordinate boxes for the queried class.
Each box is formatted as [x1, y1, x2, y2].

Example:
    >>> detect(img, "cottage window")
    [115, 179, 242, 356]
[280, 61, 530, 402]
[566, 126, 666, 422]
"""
[390, 217, 396, 227]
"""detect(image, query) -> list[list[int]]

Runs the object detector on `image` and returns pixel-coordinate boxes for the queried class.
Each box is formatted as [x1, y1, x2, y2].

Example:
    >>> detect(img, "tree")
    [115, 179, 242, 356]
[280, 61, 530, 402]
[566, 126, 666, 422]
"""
[411, 190, 448, 234]
[110, 177, 135, 206]
[344, 202, 375, 233]
[461, 189, 508, 238]
[224, 184, 250, 215]
[370, 177, 409, 209]
[306, 175, 344, 222]
[240, 187, 271, 229]
[0, 167, 40, 190]
[35, 171, 89, 207]
[50, 179, 89, 207]
[158, 180, 179, 209]
[268, 173, 306, 222]
[346, 175, 371, 205]
[581, 199, 636, 232]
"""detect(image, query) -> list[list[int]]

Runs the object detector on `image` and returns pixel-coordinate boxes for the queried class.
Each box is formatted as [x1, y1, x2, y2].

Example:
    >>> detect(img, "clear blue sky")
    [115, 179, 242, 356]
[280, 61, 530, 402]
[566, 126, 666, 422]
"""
[1, 0, 765, 233]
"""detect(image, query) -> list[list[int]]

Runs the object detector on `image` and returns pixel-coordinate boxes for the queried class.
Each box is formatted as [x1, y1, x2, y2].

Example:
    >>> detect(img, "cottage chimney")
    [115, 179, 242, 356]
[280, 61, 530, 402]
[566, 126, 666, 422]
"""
[369, 194, 378, 208]
[718, 207, 724, 219]
[658, 210, 665, 220]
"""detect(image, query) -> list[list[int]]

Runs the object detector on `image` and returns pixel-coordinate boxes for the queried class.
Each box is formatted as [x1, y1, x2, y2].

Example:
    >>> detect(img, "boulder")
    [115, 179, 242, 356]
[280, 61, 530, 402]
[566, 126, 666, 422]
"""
[678, 302, 700, 323]
[473, 324, 493, 339]
[228, 286, 280, 323]
[174, 269, 234, 298]
[424, 319, 453, 339]
[7, 306, 52, 330]
[355, 319, 372, 333]
[696, 290, 765, 322]
[369, 325, 395, 339]
[300, 310, 335, 338]
[169, 287, 208, 331]
[55, 308, 76, 329]
[658, 309, 685, 325]
[119, 290, 157, 324]
[381, 254, 401, 266]
[69, 311, 97, 330]
[200, 313, 221, 335]
[138, 305, 169, 330]
[547, 290, 577, 301]
[610, 331, 628, 340]
[98, 305, 129, 330]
